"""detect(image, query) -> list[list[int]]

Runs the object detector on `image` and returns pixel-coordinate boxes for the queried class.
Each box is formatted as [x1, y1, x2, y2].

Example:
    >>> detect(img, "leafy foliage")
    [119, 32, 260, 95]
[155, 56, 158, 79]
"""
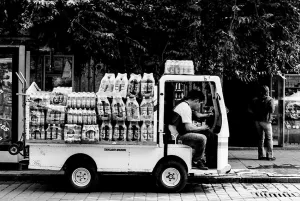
[0, 0, 300, 82]
[0, 0, 28, 36]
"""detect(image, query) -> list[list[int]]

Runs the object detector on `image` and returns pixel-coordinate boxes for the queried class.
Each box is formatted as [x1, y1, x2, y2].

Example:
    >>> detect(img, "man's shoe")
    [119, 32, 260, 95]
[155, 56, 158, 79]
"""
[258, 157, 267, 160]
[267, 157, 276, 161]
[192, 160, 208, 170]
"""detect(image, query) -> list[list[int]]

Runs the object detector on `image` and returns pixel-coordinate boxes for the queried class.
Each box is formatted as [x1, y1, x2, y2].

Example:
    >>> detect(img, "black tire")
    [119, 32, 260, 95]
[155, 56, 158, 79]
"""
[154, 160, 187, 193]
[8, 144, 19, 155]
[66, 163, 98, 192]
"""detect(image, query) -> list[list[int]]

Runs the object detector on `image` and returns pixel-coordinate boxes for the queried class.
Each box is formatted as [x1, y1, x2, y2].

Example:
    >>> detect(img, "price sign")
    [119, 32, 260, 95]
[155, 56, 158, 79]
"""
[0, 123, 9, 132]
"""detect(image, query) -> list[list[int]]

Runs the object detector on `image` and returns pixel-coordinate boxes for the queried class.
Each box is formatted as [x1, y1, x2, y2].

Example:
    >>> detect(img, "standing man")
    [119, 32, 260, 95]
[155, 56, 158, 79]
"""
[249, 85, 275, 161]
[168, 90, 210, 170]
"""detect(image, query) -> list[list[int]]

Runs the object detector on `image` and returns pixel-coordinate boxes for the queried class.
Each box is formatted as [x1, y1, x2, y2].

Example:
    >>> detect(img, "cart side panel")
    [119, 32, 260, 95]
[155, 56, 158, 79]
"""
[167, 145, 192, 170]
[128, 145, 191, 172]
[96, 146, 129, 172]
[29, 144, 130, 172]
[128, 146, 163, 172]
[29, 144, 70, 170]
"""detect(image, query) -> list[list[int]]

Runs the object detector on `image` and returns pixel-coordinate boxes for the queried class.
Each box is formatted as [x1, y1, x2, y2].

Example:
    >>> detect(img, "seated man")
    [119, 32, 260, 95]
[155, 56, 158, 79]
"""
[168, 89, 210, 170]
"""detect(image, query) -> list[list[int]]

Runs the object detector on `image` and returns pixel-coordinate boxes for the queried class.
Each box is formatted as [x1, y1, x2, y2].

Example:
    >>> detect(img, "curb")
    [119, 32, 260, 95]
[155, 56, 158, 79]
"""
[191, 175, 300, 183]
[229, 146, 300, 150]
[1, 171, 300, 183]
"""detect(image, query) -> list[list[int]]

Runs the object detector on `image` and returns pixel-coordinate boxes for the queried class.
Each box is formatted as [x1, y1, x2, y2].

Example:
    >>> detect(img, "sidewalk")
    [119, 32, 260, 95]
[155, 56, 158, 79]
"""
[0, 148, 300, 183]
[191, 147, 300, 183]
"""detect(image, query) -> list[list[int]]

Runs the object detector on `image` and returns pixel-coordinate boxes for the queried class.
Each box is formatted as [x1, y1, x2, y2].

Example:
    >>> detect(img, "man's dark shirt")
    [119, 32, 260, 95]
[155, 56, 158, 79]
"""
[251, 95, 275, 123]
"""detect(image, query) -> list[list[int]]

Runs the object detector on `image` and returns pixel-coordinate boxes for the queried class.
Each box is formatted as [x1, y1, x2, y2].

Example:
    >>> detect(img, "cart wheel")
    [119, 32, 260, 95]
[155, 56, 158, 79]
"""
[154, 160, 187, 193]
[16, 141, 24, 151]
[8, 144, 20, 155]
[66, 164, 98, 192]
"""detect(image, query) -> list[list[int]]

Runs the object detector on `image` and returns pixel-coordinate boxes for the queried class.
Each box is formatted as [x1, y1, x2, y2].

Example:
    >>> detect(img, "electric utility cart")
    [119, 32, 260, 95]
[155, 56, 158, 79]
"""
[10, 62, 231, 193]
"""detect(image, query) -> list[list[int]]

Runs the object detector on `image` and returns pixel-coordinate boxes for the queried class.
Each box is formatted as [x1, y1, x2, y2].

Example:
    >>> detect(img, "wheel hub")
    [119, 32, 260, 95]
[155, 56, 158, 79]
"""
[162, 168, 181, 187]
[72, 167, 91, 187]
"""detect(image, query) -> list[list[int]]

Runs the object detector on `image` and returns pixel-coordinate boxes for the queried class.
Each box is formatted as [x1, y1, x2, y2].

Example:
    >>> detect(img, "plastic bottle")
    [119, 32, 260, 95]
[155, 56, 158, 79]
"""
[169, 60, 175, 74]
[80, 92, 86, 108]
[141, 73, 155, 97]
[113, 121, 127, 141]
[52, 107, 57, 125]
[147, 98, 154, 121]
[98, 73, 115, 97]
[114, 73, 128, 97]
[56, 124, 62, 140]
[140, 98, 147, 121]
[119, 75, 128, 97]
[50, 124, 55, 140]
[92, 110, 97, 125]
[46, 124, 52, 140]
[127, 74, 141, 97]
[67, 93, 72, 108]
[112, 122, 120, 141]
[30, 109, 37, 126]
[85, 109, 90, 125]
[77, 108, 83, 125]
[76, 92, 81, 108]
[118, 97, 126, 121]
[100, 121, 112, 141]
[85, 92, 91, 109]
[164, 60, 170, 74]
[141, 121, 153, 142]
[94, 125, 100, 141]
[66, 108, 71, 124]
[112, 97, 126, 121]
[40, 109, 45, 126]
[127, 122, 133, 141]
[96, 96, 111, 121]
[126, 97, 140, 121]
[73, 108, 78, 124]
[35, 128, 41, 140]
[60, 106, 66, 124]
[40, 126, 45, 140]
[174, 61, 181, 74]
[37, 109, 42, 126]
[111, 97, 118, 121]
[103, 97, 111, 120]
[96, 95, 104, 119]
[119, 121, 127, 141]
[128, 121, 140, 141]
[30, 126, 35, 140]
[71, 93, 77, 108]
[141, 122, 148, 142]
[147, 121, 154, 141]
[90, 93, 96, 109]
[140, 97, 154, 121]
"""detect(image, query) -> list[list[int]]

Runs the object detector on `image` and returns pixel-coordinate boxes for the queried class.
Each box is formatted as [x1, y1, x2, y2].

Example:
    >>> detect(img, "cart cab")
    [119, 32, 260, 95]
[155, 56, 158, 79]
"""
[156, 74, 231, 189]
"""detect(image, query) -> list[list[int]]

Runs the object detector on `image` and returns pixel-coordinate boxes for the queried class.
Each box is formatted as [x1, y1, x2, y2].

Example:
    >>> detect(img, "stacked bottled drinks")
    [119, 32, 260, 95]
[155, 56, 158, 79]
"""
[28, 91, 50, 140]
[28, 90, 67, 140]
[164, 60, 194, 75]
[65, 92, 99, 143]
[28, 72, 156, 144]
[97, 73, 155, 142]
[45, 91, 67, 140]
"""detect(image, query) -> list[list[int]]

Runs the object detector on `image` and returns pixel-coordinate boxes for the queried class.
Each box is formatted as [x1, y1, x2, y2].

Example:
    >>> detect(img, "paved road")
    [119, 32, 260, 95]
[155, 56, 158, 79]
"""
[0, 176, 300, 201]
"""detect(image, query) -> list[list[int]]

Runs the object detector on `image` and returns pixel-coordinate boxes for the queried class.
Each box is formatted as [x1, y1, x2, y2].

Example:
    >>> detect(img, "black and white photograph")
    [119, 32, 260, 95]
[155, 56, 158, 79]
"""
[0, 0, 300, 200]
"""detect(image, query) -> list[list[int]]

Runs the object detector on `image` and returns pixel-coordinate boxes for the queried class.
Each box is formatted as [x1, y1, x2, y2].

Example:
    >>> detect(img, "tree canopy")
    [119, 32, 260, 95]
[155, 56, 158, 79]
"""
[1, 0, 300, 81]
